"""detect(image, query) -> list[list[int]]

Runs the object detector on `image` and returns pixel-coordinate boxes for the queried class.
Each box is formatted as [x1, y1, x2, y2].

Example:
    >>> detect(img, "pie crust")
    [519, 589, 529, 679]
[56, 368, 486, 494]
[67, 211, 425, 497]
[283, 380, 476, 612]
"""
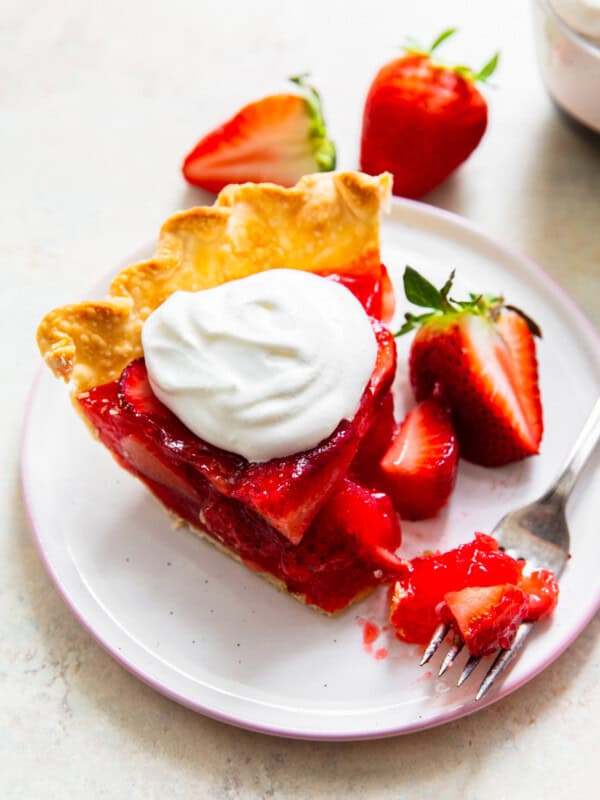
[37, 171, 391, 393]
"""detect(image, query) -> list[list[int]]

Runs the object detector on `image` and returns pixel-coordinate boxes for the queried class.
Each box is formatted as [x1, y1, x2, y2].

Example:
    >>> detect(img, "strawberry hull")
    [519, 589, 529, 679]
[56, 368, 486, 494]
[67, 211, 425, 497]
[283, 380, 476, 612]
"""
[138, 468, 393, 613]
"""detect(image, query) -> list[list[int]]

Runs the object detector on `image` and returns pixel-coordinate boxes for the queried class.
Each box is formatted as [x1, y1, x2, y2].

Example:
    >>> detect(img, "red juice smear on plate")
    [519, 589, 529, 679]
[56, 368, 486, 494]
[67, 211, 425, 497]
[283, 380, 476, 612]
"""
[357, 617, 381, 653]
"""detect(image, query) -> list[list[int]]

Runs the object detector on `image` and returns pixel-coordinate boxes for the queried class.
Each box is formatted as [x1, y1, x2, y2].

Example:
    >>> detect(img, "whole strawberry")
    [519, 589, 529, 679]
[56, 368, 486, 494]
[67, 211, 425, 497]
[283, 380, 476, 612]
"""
[397, 266, 543, 467]
[360, 29, 498, 199]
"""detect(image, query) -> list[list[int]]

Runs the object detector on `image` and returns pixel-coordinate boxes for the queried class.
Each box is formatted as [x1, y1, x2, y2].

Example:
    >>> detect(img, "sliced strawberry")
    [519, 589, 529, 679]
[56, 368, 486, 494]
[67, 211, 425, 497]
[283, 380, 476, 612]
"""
[351, 391, 395, 481]
[182, 76, 336, 192]
[379, 398, 458, 520]
[118, 358, 174, 419]
[389, 533, 523, 644]
[440, 584, 529, 656]
[320, 477, 402, 563]
[398, 266, 543, 466]
[496, 310, 543, 453]
[518, 569, 560, 621]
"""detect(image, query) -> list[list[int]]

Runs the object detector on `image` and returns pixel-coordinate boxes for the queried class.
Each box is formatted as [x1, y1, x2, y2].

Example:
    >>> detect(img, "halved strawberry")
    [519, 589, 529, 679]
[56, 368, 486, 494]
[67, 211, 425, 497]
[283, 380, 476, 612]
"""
[379, 397, 458, 519]
[518, 569, 560, 621]
[182, 76, 336, 192]
[440, 584, 529, 656]
[389, 533, 524, 644]
[397, 266, 543, 466]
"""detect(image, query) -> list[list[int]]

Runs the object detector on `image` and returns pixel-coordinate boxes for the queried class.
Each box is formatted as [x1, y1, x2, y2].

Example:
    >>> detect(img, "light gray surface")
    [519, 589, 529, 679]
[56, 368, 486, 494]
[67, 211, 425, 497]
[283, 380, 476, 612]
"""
[2, 0, 600, 797]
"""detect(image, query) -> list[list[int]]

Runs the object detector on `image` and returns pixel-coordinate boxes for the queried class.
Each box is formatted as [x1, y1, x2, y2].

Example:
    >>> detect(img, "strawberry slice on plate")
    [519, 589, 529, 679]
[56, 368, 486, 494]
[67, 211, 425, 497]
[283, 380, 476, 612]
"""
[397, 266, 543, 466]
[379, 397, 458, 520]
[440, 584, 530, 656]
[182, 76, 336, 192]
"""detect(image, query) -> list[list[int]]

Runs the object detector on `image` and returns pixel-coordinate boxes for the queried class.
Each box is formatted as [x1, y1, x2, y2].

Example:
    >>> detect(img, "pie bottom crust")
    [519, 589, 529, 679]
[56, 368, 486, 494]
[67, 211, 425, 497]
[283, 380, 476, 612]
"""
[163, 507, 376, 617]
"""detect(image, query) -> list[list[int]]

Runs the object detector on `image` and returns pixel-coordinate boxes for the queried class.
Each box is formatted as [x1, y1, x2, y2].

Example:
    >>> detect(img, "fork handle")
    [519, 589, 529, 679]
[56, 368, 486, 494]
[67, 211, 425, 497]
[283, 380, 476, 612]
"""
[542, 396, 600, 505]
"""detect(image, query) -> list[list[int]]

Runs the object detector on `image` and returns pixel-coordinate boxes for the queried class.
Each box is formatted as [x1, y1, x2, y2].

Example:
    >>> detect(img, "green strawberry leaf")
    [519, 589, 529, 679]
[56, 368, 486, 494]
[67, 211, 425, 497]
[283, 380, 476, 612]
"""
[476, 52, 499, 83]
[440, 269, 456, 302]
[395, 311, 438, 336]
[395, 266, 540, 340]
[430, 27, 457, 53]
[289, 74, 337, 171]
[403, 266, 446, 310]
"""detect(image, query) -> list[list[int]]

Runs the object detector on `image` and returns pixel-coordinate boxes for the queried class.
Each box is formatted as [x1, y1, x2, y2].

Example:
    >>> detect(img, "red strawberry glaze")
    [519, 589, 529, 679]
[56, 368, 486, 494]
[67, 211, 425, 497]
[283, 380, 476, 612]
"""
[76, 320, 401, 613]
[363, 621, 380, 645]
[519, 569, 560, 621]
[389, 534, 524, 644]
[326, 263, 395, 323]
[351, 391, 396, 483]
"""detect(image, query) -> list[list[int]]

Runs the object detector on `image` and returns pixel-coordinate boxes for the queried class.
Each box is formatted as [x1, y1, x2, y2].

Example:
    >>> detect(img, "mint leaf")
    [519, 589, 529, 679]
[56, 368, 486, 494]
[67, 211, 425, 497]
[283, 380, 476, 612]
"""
[403, 266, 445, 310]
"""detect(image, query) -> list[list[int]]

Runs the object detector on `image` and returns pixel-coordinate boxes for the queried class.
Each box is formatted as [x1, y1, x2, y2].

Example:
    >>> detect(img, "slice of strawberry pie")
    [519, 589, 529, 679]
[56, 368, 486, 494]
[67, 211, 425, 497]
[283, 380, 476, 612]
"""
[37, 171, 405, 613]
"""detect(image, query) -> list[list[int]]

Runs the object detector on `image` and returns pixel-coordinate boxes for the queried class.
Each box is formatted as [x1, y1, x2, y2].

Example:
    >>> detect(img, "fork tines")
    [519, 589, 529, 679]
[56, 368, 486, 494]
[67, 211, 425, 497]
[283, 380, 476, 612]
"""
[421, 622, 533, 700]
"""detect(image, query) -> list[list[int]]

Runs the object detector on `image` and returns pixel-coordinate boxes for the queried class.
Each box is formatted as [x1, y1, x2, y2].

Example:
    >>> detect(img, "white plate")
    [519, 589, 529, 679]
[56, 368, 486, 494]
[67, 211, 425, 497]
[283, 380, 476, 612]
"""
[22, 199, 600, 740]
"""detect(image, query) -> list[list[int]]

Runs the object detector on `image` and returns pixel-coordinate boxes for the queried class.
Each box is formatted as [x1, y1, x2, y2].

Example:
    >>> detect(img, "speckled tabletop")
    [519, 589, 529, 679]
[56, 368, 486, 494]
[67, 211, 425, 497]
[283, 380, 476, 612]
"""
[3, 0, 600, 797]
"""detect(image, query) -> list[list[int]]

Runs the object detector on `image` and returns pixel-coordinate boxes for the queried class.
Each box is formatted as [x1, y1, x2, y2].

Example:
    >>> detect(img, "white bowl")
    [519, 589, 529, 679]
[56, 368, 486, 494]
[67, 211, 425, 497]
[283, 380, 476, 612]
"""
[532, 0, 600, 132]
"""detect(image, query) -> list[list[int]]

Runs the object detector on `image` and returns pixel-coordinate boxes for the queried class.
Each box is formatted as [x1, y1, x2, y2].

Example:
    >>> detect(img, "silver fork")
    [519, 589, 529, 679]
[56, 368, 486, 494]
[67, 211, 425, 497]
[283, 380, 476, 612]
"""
[421, 396, 600, 701]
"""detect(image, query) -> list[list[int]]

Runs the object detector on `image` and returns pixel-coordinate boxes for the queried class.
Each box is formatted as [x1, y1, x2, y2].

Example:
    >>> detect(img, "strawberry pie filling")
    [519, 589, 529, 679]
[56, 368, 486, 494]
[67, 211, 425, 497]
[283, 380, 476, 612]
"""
[389, 533, 559, 655]
[77, 270, 406, 613]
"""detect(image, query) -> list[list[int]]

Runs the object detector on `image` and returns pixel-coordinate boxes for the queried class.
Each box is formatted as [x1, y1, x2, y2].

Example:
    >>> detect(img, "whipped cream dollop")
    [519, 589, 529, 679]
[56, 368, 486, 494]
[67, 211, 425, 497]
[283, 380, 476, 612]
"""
[550, 0, 600, 41]
[141, 269, 378, 462]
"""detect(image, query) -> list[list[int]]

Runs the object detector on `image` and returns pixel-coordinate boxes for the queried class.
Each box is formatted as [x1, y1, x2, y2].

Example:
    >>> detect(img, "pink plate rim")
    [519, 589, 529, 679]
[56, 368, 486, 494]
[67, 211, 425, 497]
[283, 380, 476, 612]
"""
[21, 196, 600, 740]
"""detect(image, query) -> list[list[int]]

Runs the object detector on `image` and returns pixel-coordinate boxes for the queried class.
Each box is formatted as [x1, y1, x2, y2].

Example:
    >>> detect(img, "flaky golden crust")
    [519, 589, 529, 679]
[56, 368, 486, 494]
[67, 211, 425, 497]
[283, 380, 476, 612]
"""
[37, 171, 391, 392]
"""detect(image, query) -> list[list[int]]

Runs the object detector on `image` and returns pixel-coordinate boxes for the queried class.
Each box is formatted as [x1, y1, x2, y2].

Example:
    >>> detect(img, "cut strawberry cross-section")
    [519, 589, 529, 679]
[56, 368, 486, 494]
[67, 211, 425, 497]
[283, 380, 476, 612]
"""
[389, 533, 560, 652]
[440, 584, 529, 656]
[397, 266, 543, 466]
[182, 76, 336, 193]
[378, 397, 459, 520]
